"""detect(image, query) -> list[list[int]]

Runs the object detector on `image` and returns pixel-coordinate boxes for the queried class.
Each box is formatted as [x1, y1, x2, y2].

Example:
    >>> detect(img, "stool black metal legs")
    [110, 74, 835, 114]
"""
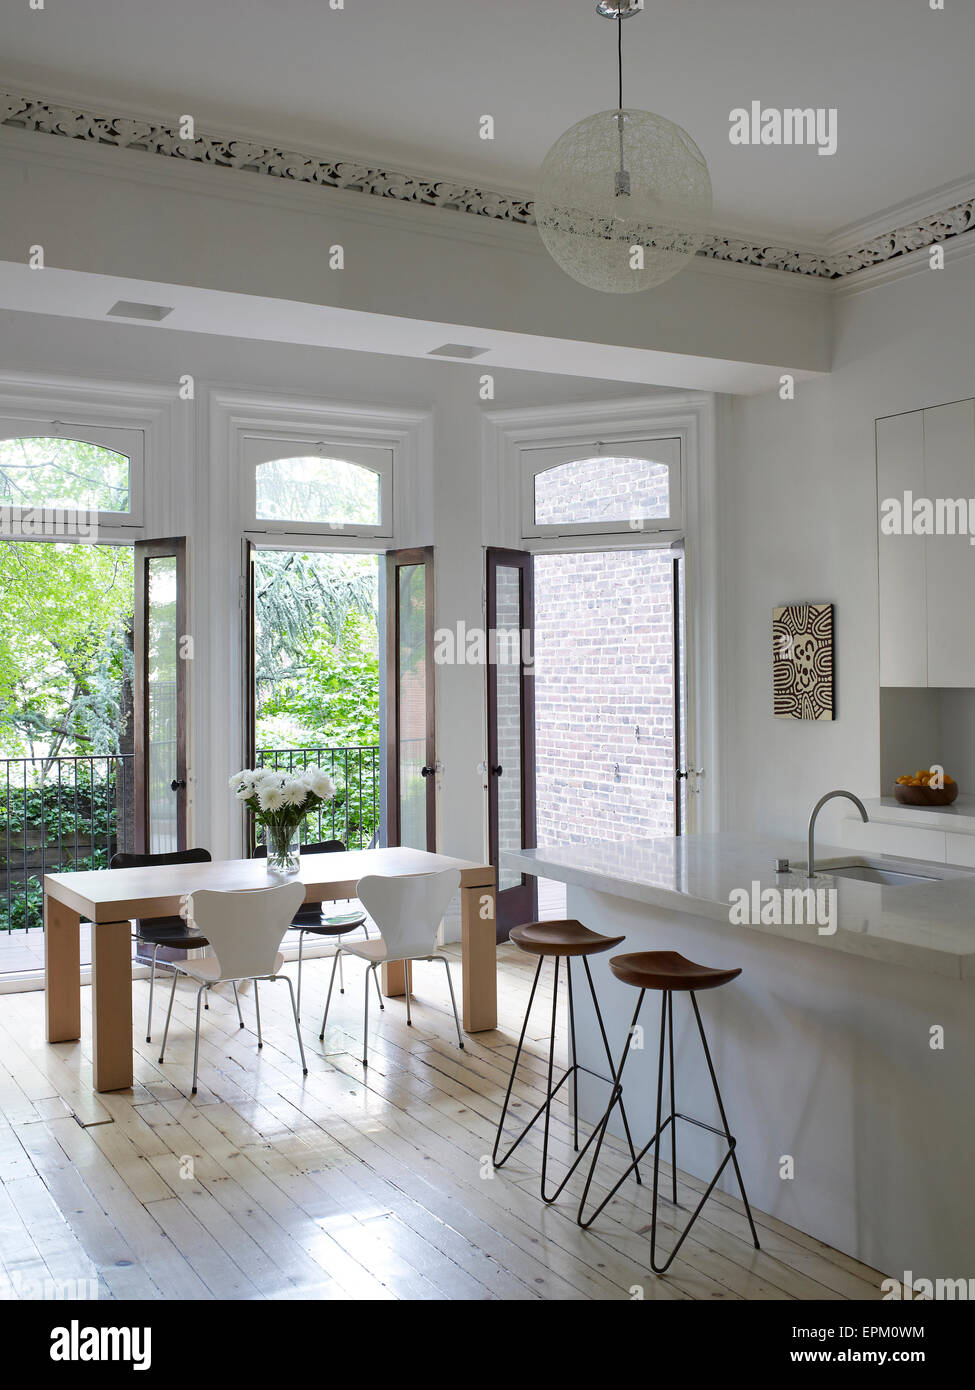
[578, 987, 760, 1273]
[492, 954, 643, 1204]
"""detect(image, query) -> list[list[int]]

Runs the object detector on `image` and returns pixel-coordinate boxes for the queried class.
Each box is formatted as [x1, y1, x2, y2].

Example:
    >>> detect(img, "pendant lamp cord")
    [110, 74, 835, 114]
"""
[618, 15, 623, 110]
[616, 14, 626, 186]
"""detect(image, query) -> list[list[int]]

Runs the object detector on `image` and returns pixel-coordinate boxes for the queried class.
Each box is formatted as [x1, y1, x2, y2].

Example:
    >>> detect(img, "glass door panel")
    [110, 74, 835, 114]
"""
[385, 548, 435, 850]
[487, 548, 536, 937]
[134, 539, 187, 853]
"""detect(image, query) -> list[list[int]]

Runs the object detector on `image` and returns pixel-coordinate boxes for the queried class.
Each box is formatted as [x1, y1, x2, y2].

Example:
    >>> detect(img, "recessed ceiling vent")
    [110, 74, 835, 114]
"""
[106, 300, 174, 321]
[427, 343, 489, 359]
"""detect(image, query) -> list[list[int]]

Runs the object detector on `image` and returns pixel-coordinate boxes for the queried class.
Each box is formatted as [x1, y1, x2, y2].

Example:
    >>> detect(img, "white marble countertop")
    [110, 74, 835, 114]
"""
[504, 833, 975, 981]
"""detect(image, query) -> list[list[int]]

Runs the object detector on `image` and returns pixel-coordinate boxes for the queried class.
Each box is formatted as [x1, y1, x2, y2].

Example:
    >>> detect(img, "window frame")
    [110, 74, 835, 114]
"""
[520, 436, 683, 540]
[243, 433, 394, 539]
[0, 416, 145, 530]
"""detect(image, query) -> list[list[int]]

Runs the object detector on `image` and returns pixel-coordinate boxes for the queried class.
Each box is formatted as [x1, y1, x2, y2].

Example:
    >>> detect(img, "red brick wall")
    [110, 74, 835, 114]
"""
[533, 548, 678, 847]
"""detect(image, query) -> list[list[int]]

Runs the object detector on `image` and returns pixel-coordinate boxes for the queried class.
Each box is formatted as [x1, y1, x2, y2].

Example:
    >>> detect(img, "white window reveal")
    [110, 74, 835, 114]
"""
[521, 437, 682, 539]
[244, 436, 393, 537]
[0, 419, 145, 530]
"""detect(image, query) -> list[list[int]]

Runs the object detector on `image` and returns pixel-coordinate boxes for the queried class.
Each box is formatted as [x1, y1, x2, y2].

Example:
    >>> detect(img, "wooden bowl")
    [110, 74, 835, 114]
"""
[894, 782, 959, 807]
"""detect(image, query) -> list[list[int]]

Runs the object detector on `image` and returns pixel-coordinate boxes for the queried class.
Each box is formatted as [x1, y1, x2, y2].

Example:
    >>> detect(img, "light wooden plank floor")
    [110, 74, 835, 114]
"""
[0, 943, 887, 1301]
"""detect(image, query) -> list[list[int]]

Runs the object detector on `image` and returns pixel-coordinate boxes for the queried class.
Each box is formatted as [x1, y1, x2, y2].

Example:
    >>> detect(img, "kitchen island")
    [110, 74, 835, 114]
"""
[504, 833, 975, 1280]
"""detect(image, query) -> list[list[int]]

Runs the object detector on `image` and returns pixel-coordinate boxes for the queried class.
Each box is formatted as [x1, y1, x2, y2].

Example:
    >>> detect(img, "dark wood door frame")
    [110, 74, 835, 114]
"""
[486, 547, 537, 938]
[385, 547, 436, 850]
[133, 537, 188, 854]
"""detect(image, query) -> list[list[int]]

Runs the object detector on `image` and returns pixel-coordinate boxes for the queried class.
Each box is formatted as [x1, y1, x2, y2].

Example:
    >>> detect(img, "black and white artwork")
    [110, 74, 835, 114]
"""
[772, 603, 834, 721]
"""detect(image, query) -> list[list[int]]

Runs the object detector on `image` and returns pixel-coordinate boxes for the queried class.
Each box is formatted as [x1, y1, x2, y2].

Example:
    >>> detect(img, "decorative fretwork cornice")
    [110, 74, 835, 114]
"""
[3, 89, 974, 282]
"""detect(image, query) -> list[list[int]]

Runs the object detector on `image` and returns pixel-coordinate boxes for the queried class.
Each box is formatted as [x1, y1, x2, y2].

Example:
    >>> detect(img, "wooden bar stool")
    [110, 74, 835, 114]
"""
[492, 920, 643, 1203]
[577, 949, 760, 1273]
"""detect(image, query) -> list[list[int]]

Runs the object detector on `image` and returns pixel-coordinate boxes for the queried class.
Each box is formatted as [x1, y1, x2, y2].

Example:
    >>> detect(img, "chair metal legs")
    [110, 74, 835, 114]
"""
[191, 984, 206, 1094]
[144, 939, 155, 1039]
[158, 968, 307, 1095]
[492, 955, 643, 1204]
[297, 930, 305, 1019]
[254, 979, 262, 1048]
[319, 953, 463, 1069]
[319, 947, 385, 1046]
[158, 965, 179, 1063]
[319, 948, 342, 1042]
[146, 943, 158, 1042]
[390, 956, 463, 1060]
[232, 981, 244, 1028]
[281, 975, 308, 1077]
[362, 962, 374, 1066]
[576, 989, 760, 1274]
[440, 956, 464, 1051]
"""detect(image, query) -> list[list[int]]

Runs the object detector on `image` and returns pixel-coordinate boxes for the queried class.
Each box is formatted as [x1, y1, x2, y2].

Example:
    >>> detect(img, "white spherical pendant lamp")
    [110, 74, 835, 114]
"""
[535, 3, 712, 294]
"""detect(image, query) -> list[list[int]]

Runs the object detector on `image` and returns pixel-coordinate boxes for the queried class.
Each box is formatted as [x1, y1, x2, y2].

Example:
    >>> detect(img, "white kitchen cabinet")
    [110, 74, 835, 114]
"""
[924, 399, 975, 686]
[877, 410, 926, 686]
[877, 399, 975, 687]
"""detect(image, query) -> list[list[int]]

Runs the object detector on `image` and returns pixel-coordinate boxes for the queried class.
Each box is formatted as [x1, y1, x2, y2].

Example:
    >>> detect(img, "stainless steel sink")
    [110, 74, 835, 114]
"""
[827, 864, 939, 886]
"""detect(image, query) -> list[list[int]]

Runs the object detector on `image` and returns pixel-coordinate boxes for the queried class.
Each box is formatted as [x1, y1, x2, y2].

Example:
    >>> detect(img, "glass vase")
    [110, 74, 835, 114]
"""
[265, 822, 300, 876]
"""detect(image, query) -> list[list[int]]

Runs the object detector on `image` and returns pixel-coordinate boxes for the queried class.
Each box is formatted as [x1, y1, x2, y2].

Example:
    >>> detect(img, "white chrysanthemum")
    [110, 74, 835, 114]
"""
[306, 768, 336, 800]
[258, 785, 287, 812]
[282, 780, 308, 807]
[254, 770, 285, 791]
[228, 769, 253, 789]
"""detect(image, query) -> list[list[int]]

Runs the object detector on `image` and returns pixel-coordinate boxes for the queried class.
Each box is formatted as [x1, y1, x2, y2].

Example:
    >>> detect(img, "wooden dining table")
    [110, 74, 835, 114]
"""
[43, 846, 497, 1093]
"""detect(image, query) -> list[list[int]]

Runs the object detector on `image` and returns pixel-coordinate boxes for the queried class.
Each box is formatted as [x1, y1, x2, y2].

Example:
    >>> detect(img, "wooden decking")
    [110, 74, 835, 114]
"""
[0, 943, 885, 1300]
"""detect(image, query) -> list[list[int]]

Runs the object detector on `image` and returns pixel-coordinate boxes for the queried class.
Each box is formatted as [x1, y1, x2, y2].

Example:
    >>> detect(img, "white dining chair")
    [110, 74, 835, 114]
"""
[157, 880, 307, 1094]
[319, 869, 463, 1066]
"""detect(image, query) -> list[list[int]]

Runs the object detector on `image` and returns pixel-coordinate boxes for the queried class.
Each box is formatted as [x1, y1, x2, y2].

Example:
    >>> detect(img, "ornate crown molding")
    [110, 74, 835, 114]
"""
[3, 89, 973, 283]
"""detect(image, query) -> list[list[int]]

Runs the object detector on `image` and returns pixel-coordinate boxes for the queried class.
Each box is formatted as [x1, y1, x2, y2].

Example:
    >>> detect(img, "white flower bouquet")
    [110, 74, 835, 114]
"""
[229, 766, 337, 874]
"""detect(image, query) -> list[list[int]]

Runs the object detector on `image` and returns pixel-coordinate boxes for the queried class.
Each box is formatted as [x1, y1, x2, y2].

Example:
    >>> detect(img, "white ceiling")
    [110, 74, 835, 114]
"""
[2, 0, 974, 243]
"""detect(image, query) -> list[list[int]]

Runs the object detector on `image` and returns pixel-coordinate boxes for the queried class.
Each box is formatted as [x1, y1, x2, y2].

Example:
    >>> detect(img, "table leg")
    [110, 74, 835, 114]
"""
[45, 895, 81, 1043]
[461, 883, 497, 1032]
[381, 960, 412, 997]
[91, 920, 134, 1092]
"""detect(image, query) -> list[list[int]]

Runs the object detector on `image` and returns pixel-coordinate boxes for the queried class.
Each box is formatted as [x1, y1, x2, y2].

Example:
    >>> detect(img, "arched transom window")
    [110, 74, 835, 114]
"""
[0, 422, 143, 528]
[521, 437, 681, 538]
[245, 437, 393, 537]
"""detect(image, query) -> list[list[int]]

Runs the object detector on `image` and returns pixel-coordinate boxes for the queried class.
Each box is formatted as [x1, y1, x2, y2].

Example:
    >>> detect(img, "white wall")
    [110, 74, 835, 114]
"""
[717, 249, 975, 845]
[0, 307, 643, 865]
[0, 127, 831, 375]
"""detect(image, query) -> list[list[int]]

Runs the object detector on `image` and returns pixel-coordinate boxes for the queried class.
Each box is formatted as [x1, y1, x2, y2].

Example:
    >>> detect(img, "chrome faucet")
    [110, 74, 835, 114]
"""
[807, 789, 868, 878]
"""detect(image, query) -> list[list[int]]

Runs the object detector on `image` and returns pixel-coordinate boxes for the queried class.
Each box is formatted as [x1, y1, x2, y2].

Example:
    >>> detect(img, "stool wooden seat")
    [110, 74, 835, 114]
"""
[609, 950, 741, 993]
[510, 920, 624, 958]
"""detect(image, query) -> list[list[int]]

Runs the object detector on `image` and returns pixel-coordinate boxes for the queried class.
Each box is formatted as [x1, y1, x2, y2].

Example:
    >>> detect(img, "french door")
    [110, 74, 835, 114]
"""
[486, 548, 537, 938]
[133, 538, 188, 854]
[385, 547, 436, 851]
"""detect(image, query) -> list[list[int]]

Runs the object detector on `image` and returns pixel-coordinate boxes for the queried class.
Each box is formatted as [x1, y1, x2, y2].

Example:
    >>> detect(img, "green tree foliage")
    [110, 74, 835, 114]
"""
[258, 612, 379, 748]
[0, 541, 133, 762]
[0, 436, 129, 512]
[254, 550, 381, 851]
[255, 550, 379, 749]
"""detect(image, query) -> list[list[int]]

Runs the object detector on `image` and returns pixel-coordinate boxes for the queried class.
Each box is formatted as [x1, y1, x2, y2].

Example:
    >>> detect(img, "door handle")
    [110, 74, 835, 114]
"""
[171, 778, 187, 791]
[490, 765, 503, 777]
[420, 765, 437, 778]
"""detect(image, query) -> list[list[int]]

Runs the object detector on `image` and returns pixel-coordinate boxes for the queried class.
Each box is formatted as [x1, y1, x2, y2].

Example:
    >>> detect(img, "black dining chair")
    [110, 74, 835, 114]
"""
[252, 839, 378, 1019]
[109, 848, 245, 1043]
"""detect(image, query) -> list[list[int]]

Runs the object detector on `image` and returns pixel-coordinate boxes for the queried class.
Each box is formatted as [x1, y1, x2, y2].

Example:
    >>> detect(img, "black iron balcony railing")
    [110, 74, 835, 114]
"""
[254, 745, 380, 852]
[0, 754, 135, 934]
[0, 745, 381, 934]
